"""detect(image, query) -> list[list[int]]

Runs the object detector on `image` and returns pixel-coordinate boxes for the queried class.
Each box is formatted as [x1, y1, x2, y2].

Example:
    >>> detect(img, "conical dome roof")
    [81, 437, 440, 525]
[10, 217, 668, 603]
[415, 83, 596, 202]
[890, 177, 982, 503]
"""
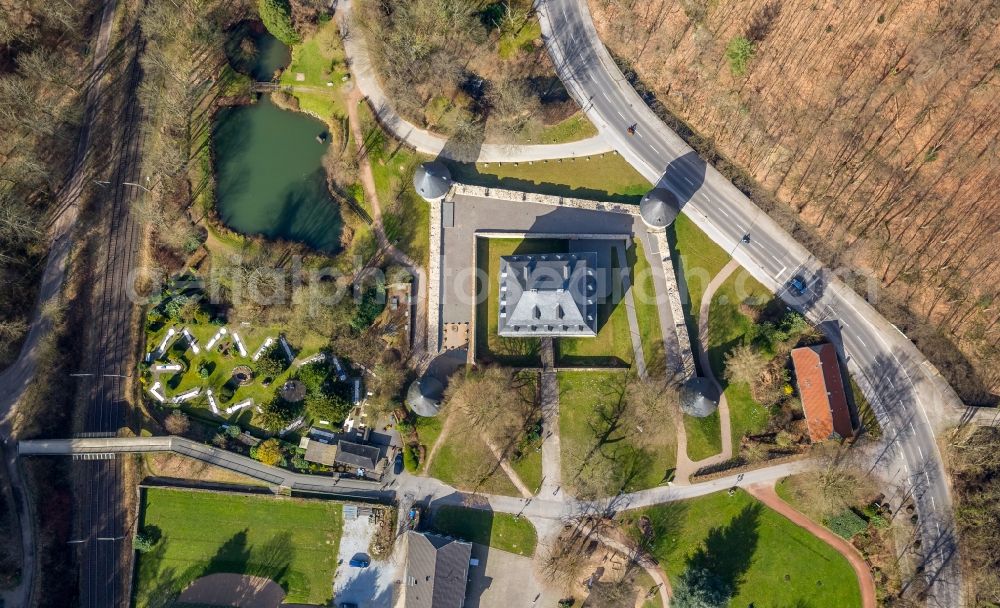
[680, 376, 719, 418]
[413, 161, 452, 201]
[406, 375, 445, 417]
[639, 188, 680, 228]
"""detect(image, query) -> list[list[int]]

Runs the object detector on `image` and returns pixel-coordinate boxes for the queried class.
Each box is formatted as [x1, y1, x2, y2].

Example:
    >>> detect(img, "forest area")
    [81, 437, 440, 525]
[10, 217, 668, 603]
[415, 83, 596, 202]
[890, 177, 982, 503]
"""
[589, 0, 1000, 406]
[0, 1, 100, 369]
[947, 426, 1000, 605]
[358, 0, 586, 152]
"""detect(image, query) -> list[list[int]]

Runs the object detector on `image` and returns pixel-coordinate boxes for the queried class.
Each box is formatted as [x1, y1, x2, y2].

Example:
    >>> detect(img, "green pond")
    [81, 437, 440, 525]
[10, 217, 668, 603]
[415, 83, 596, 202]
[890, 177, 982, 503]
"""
[213, 31, 342, 253]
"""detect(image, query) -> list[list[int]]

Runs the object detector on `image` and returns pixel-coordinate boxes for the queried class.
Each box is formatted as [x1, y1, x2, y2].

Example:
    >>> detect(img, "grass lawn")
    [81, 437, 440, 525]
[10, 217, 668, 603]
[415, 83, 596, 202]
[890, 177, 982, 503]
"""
[445, 153, 650, 204]
[431, 505, 537, 556]
[427, 426, 522, 497]
[683, 411, 722, 461]
[510, 443, 542, 494]
[559, 371, 676, 494]
[534, 112, 598, 144]
[626, 490, 862, 607]
[628, 239, 666, 375]
[359, 102, 432, 267]
[669, 214, 730, 359]
[475, 237, 568, 366]
[134, 488, 342, 606]
[706, 269, 773, 453]
[144, 319, 328, 430]
[557, 244, 633, 367]
[414, 415, 445, 472]
[279, 19, 348, 122]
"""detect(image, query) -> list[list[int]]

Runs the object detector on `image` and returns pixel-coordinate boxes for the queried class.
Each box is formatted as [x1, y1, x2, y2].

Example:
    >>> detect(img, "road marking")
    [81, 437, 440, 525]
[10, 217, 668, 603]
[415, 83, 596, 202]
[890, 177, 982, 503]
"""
[771, 254, 781, 265]
[930, 496, 936, 509]
[909, 421, 916, 433]
[858, 338, 867, 348]
[648, 144, 657, 153]
[924, 470, 931, 483]
[886, 378, 894, 387]
[616, 110, 625, 120]
[720, 209, 729, 217]
[917, 444, 924, 458]
[683, 176, 694, 186]
[776, 266, 788, 279]
[935, 522, 941, 535]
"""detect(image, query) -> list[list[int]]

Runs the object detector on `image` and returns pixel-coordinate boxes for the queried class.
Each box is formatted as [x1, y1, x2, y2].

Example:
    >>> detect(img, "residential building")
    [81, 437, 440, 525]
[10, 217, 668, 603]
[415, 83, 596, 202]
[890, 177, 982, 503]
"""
[791, 343, 855, 442]
[403, 531, 472, 608]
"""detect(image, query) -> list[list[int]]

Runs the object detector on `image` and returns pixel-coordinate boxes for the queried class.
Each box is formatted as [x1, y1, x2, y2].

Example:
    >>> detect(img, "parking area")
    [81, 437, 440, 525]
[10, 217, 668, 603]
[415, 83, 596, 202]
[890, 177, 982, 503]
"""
[465, 544, 560, 608]
[333, 513, 400, 608]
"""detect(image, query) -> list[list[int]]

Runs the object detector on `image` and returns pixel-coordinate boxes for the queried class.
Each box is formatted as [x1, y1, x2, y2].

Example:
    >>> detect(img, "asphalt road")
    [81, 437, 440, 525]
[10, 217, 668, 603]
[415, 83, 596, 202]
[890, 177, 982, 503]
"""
[538, 0, 964, 604]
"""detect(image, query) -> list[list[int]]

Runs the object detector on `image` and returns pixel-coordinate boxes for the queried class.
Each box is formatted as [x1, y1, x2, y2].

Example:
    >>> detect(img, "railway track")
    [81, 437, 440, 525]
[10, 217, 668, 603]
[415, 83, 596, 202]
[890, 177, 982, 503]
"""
[73, 29, 148, 608]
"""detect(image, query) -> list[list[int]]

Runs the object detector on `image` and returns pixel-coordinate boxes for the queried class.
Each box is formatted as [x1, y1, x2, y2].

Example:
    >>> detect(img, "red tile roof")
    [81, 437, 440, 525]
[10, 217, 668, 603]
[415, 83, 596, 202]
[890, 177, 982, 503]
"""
[791, 343, 855, 442]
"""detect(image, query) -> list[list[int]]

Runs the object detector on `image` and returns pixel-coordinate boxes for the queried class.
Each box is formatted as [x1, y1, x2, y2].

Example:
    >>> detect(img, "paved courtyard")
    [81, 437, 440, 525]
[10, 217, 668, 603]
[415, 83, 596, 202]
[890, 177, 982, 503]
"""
[465, 543, 561, 608]
[333, 513, 399, 608]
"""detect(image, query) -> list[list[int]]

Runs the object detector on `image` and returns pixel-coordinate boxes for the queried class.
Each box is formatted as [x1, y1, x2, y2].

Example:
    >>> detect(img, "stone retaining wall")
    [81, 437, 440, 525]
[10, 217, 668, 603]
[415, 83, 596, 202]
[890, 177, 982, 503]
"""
[426, 197, 443, 353]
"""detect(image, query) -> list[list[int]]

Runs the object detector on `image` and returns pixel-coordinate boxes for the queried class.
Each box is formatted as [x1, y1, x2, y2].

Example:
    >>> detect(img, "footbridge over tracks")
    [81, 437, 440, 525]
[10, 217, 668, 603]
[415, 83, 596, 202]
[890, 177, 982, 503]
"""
[19, 437, 391, 500]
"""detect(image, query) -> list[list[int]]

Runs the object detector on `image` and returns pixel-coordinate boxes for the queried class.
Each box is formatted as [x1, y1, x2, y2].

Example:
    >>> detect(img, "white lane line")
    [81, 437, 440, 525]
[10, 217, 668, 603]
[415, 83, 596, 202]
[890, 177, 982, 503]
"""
[858, 337, 867, 348]
[776, 266, 788, 278]
[720, 209, 729, 217]
[648, 144, 657, 153]
[909, 421, 916, 433]
[935, 522, 941, 535]
[616, 110, 625, 120]
[917, 444, 924, 458]
[904, 462, 910, 474]
[924, 470, 931, 483]
[886, 378, 894, 387]
[930, 496, 936, 509]
[771, 254, 781, 265]
[683, 176, 694, 185]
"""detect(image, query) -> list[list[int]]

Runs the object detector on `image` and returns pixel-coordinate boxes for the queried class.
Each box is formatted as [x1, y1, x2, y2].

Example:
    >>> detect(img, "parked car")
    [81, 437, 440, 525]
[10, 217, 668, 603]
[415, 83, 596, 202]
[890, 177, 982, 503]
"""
[788, 275, 808, 296]
[349, 556, 370, 568]
[339, 603, 359, 608]
[394, 452, 404, 475]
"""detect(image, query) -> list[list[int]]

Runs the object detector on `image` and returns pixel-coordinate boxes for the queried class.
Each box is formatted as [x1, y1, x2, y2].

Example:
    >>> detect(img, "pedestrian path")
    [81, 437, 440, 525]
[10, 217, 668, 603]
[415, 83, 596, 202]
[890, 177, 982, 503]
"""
[539, 338, 563, 499]
[673, 258, 741, 484]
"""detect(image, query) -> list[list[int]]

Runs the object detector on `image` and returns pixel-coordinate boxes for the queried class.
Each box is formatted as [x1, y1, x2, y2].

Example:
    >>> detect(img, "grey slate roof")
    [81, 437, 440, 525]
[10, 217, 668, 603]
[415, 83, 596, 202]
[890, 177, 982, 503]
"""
[404, 531, 472, 608]
[335, 440, 380, 470]
[680, 376, 720, 418]
[413, 161, 452, 201]
[406, 375, 445, 417]
[498, 252, 598, 337]
[639, 188, 680, 228]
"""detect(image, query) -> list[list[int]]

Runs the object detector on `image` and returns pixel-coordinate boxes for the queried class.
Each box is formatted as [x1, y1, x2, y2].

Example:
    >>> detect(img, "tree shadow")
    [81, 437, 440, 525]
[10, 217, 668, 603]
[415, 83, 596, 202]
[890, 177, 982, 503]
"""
[684, 502, 762, 599]
[203, 528, 252, 579]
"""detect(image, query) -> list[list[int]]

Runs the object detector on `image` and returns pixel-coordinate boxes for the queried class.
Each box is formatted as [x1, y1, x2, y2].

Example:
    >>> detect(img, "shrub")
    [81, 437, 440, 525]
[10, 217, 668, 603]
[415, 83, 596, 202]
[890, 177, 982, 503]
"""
[134, 528, 158, 553]
[826, 509, 868, 539]
[225, 424, 241, 438]
[198, 363, 210, 379]
[402, 444, 420, 472]
[725, 36, 755, 76]
[251, 438, 283, 466]
[164, 410, 190, 435]
[254, 398, 302, 432]
[255, 344, 287, 379]
[350, 283, 387, 332]
[258, 0, 300, 46]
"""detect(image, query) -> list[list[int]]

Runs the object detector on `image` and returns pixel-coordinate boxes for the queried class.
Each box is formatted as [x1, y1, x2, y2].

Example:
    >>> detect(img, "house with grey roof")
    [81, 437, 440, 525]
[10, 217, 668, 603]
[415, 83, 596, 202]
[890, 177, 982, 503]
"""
[403, 531, 472, 608]
[498, 252, 597, 337]
[335, 440, 380, 471]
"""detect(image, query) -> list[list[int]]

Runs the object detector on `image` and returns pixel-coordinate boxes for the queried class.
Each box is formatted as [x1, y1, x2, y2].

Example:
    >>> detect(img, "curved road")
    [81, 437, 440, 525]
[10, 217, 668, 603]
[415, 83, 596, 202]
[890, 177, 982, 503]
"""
[538, 0, 965, 604]
[336, 0, 613, 163]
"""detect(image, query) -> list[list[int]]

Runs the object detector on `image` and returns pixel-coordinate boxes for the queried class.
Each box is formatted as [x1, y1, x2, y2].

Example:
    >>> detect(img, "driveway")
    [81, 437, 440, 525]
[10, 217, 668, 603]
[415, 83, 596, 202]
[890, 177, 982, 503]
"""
[465, 544, 560, 608]
[333, 514, 400, 608]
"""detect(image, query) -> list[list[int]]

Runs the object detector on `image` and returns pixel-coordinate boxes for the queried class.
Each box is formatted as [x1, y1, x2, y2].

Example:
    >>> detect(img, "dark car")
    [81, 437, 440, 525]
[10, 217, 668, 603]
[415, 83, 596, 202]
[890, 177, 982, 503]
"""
[349, 556, 370, 568]
[788, 275, 808, 296]
[339, 603, 359, 608]
[394, 452, 404, 475]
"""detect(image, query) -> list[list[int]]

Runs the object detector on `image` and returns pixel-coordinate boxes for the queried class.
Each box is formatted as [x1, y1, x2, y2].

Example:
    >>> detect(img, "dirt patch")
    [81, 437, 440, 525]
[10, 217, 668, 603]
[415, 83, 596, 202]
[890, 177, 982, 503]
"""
[179, 573, 285, 608]
[142, 452, 267, 487]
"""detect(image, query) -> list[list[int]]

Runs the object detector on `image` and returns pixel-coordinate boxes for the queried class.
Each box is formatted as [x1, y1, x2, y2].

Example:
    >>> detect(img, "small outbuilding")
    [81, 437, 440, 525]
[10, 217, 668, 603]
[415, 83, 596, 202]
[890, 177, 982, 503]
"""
[406, 374, 445, 417]
[300, 437, 338, 466]
[639, 187, 681, 229]
[413, 161, 452, 201]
